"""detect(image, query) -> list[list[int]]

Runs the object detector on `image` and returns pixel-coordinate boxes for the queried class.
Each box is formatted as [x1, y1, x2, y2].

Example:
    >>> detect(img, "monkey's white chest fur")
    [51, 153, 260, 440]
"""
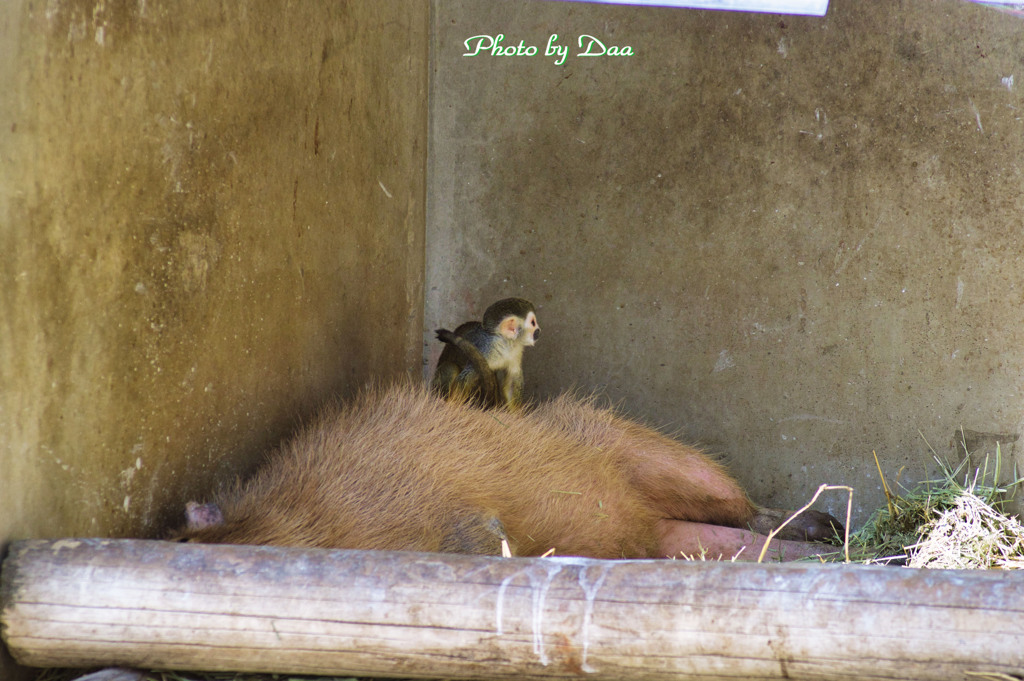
[487, 340, 525, 374]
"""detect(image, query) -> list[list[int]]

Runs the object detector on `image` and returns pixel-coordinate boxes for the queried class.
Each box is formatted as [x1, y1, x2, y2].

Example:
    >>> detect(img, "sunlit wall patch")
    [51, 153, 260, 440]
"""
[544, 0, 829, 17]
[964, 0, 1024, 17]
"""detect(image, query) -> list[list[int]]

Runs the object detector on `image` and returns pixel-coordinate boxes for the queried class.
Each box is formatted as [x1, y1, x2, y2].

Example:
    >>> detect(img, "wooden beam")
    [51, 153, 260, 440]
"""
[2, 538, 1023, 680]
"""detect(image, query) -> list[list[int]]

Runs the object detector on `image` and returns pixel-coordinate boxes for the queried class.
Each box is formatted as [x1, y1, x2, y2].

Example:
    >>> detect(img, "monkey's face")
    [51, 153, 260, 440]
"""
[498, 311, 540, 346]
[497, 311, 540, 346]
[522, 311, 540, 346]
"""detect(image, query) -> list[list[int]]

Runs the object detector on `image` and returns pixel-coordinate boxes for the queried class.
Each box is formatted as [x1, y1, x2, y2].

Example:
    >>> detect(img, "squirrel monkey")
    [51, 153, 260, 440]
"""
[431, 297, 540, 409]
[434, 328, 502, 408]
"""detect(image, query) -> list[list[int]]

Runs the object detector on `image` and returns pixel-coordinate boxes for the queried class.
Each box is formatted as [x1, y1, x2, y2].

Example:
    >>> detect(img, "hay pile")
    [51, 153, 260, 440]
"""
[850, 444, 1024, 569]
[906, 490, 1024, 569]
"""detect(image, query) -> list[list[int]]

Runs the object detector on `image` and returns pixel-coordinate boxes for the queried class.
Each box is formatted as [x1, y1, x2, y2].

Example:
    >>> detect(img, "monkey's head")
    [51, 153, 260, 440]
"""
[483, 297, 540, 346]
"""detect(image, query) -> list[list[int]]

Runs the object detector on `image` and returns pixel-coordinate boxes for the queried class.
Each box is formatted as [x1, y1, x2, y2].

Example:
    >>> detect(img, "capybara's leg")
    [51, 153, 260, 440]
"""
[439, 511, 509, 555]
[656, 520, 836, 562]
[750, 507, 844, 543]
[534, 396, 760, 532]
[609, 417, 845, 543]
[610, 420, 759, 528]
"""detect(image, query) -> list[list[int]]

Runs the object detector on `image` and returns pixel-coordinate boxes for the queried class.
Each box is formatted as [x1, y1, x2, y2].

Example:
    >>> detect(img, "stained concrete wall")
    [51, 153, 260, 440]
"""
[1, 0, 426, 597]
[426, 0, 1024, 525]
[4, 0, 1024, 669]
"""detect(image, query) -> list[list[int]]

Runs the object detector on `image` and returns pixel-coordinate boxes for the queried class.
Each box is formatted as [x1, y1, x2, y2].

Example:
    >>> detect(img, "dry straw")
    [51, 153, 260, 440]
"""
[851, 437, 1024, 569]
[907, 489, 1024, 569]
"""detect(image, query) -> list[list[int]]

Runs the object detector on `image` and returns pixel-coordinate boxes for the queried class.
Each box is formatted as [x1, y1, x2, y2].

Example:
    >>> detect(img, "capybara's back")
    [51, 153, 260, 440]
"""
[176, 384, 759, 558]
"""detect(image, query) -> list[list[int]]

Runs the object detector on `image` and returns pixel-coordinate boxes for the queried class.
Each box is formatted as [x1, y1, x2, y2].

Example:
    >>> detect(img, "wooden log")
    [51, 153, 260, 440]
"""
[2, 539, 1023, 680]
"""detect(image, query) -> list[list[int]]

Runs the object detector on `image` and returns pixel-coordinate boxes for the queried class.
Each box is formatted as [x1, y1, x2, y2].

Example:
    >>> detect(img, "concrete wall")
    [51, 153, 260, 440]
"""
[426, 0, 1024, 525]
[1, 0, 426, 602]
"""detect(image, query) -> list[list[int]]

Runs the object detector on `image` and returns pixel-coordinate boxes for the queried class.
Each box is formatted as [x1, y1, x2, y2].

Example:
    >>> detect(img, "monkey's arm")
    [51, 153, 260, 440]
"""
[504, 370, 524, 409]
[434, 328, 501, 408]
[430, 356, 459, 398]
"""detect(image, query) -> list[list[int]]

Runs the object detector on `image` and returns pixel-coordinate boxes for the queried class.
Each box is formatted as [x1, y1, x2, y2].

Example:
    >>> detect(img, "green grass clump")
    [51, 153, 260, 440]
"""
[849, 441, 1021, 565]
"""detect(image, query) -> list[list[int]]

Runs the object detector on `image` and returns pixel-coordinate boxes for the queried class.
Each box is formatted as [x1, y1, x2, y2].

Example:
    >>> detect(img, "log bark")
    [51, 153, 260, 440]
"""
[2, 538, 1023, 680]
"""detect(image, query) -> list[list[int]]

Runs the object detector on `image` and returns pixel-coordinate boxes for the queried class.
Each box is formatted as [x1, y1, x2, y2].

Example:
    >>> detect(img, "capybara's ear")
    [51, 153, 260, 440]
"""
[186, 501, 225, 530]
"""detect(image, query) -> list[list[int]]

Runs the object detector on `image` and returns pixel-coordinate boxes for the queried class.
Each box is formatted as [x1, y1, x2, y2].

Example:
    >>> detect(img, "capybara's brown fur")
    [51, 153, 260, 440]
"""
[176, 384, 839, 558]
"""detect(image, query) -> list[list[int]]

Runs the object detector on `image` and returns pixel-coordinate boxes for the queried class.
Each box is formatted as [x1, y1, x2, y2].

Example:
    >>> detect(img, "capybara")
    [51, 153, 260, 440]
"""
[175, 384, 841, 561]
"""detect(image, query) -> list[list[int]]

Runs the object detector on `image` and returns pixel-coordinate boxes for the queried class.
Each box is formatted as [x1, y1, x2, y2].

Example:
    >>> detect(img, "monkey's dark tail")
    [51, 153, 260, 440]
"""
[435, 328, 501, 409]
